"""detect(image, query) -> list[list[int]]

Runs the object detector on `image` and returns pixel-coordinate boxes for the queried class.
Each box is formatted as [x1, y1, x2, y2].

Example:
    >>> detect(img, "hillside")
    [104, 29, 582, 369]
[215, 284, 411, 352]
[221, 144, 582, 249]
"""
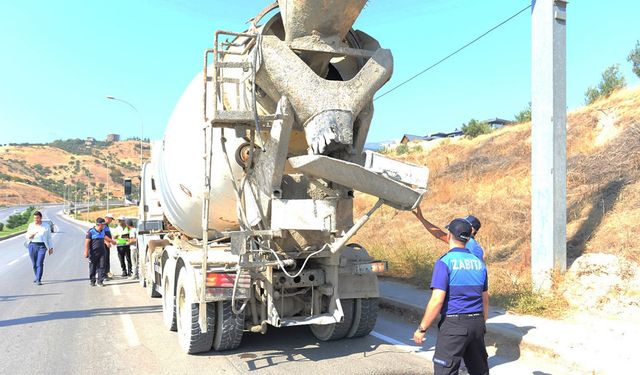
[353, 86, 640, 317]
[0, 139, 149, 205]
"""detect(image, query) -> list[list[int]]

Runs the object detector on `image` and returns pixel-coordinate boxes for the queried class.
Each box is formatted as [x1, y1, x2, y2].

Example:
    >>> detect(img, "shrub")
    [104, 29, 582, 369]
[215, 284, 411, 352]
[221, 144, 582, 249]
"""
[462, 119, 493, 139]
[396, 144, 409, 155]
[514, 103, 532, 123]
[584, 64, 626, 104]
[0, 222, 4, 231]
[628, 40, 640, 78]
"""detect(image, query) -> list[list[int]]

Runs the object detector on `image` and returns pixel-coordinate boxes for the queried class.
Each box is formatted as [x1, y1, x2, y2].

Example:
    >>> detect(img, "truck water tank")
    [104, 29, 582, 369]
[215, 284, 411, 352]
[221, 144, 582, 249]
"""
[155, 71, 246, 239]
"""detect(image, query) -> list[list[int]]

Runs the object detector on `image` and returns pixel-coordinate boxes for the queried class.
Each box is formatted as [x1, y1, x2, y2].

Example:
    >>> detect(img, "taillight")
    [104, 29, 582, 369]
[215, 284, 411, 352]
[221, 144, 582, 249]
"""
[206, 272, 236, 287]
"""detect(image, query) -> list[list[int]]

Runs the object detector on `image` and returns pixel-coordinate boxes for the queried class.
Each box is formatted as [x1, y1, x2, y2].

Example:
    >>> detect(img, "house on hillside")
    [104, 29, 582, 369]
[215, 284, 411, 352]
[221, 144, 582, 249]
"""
[85, 137, 96, 146]
[486, 118, 512, 129]
[400, 134, 429, 144]
[106, 134, 120, 142]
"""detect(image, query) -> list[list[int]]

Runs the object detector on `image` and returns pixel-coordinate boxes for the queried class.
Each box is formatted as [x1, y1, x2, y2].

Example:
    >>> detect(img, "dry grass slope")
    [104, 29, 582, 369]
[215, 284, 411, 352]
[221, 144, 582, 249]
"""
[353, 86, 640, 317]
[0, 140, 148, 205]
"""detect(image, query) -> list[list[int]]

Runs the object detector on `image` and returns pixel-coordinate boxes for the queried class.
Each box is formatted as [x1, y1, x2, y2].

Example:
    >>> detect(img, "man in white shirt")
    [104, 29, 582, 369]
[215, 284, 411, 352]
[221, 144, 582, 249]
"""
[25, 211, 54, 285]
[126, 219, 139, 279]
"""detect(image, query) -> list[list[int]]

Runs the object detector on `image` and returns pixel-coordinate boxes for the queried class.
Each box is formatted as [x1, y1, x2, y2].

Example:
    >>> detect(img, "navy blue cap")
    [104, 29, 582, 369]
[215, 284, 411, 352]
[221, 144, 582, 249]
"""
[445, 218, 472, 242]
[463, 215, 481, 231]
[96, 217, 106, 224]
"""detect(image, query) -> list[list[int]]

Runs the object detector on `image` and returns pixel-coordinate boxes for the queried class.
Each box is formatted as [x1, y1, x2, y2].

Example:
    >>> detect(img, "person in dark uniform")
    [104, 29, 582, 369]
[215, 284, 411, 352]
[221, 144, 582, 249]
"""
[412, 218, 489, 375]
[84, 217, 110, 287]
[103, 213, 114, 279]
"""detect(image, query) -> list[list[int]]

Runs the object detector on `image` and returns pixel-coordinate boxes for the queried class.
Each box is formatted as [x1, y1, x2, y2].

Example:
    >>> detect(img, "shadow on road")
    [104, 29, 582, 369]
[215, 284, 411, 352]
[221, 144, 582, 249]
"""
[0, 293, 61, 302]
[200, 325, 383, 371]
[42, 278, 88, 284]
[0, 305, 161, 327]
[485, 323, 535, 369]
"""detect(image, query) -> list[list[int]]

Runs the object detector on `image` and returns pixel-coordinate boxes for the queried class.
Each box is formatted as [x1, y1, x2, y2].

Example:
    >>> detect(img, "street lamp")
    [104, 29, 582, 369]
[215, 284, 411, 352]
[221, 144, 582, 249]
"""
[106, 95, 144, 174]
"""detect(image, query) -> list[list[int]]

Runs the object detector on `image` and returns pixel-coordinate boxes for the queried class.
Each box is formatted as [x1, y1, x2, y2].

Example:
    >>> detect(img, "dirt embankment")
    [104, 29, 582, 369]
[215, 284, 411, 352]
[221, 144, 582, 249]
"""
[354, 86, 640, 317]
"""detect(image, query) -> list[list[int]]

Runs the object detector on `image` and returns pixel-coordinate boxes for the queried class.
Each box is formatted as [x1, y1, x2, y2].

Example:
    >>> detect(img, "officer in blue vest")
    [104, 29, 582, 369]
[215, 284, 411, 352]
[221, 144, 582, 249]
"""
[412, 218, 489, 375]
[84, 217, 110, 286]
[413, 207, 485, 261]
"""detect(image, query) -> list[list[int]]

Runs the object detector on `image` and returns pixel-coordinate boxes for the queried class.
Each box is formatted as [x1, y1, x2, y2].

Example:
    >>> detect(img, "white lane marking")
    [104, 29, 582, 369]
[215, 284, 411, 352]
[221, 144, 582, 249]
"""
[370, 331, 434, 361]
[8, 253, 29, 266]
[112, 284, 121, 296]
[120, 314, 141, 347]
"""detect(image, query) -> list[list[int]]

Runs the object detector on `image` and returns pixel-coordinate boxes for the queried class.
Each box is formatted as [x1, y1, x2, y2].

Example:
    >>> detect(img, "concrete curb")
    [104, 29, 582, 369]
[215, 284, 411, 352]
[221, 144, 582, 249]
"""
[0, 230, 27, 242]
[379, 296, 563, 363]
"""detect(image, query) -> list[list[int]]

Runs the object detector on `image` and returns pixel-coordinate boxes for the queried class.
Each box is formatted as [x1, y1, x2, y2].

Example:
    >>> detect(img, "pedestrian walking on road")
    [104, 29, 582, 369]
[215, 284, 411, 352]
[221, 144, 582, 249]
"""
[413, 207, 485, 261]
[114, 216, 132, 277]
[25, 210, 54, 285]
[126, 219, 139, 279]
[84, 217, 112, 287]
[103, 213, 114, 278]
[412, 217, 489, 375]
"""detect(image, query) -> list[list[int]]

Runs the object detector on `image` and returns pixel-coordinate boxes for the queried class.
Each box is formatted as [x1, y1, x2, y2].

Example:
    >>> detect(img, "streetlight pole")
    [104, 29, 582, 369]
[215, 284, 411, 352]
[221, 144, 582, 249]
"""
[106, 160, 110, 213]
[106, 95, 144, 175]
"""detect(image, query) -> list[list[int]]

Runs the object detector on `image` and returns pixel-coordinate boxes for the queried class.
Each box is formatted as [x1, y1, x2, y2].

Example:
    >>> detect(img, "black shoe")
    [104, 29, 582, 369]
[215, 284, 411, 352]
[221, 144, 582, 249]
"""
[36, 281, 42, 286]
[90, 281, 96, 286]
[97, 282, 105, 287]
[122, 271, 128, 277]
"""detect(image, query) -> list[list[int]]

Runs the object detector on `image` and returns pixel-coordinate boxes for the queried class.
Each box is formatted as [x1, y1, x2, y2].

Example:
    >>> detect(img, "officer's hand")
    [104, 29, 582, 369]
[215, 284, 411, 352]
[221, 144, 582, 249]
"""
[84, 250, 89, 258]
[413, 329, 426, 345]
[48, 248, 54, 255]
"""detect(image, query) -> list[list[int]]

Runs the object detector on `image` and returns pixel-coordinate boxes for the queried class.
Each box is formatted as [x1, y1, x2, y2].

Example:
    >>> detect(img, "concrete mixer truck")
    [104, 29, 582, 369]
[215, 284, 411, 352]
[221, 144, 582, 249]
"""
[133, 0, 428, 354]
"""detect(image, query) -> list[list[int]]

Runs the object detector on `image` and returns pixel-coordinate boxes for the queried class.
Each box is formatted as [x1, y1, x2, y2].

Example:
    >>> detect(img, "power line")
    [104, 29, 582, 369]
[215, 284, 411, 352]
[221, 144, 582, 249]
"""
[374, 3, 532, 101]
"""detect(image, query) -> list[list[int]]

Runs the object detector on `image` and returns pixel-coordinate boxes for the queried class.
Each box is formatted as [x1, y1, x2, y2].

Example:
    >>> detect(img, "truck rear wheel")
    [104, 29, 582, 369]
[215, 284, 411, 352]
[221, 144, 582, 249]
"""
[310, 298, 354, 341]
[347, 298, 379, 338]
[162, 273, 177, 331]
[176, 268, 214, 354]
[212, 301, 244, 351]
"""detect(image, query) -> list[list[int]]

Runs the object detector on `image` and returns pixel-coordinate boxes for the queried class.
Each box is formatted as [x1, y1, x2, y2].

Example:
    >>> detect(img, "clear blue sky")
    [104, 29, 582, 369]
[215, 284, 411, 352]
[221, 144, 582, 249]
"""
[0, 0, 638, 144]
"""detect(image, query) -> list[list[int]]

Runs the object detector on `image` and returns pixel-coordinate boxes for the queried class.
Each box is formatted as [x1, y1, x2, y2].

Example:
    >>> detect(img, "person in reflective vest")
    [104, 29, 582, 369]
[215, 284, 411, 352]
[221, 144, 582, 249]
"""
[113, 216, 132, 277]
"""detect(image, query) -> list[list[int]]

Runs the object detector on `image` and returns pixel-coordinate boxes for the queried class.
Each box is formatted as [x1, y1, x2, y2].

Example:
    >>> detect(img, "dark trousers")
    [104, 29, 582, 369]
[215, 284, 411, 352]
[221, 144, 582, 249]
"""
[117, 245, 132, 274]
[28, 242, 47, 283]
[89, 250, 106, 283]
[433, 314, 489, 375]
[104, 245, 111, 274]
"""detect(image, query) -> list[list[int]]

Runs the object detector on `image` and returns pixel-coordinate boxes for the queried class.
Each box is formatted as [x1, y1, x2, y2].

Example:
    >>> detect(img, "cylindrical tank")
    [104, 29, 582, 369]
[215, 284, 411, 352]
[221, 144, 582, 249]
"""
[155, 71, 246, 239]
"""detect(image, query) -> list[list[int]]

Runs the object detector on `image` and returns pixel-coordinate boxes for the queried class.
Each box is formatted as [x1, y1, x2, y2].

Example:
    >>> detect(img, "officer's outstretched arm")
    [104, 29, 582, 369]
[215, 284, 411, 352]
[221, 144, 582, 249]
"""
[413, 206, 448, 243]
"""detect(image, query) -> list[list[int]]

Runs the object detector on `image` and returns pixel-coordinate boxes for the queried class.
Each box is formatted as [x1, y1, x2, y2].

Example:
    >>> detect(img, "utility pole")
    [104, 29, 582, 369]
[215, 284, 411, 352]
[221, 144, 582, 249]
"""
[531, 0, 567, 290]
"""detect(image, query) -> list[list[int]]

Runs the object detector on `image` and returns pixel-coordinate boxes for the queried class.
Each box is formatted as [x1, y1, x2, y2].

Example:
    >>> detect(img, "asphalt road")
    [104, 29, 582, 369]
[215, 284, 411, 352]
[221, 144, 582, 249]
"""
[0, 205, 29, 224]
[0, 208, 570, 375]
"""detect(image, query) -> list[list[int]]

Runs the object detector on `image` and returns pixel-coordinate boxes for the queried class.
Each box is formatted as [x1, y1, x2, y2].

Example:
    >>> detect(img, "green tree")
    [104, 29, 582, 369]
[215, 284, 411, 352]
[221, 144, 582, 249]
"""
[514, 102, 532, 123]
[462, 119, 492, 139]
[584, 64, 626, 104]
[628, 40, 640, 78]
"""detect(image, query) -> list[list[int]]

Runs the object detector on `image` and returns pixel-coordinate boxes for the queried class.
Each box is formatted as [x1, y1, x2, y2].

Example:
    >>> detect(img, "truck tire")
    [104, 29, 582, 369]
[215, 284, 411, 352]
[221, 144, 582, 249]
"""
[310, 298, 354, 341]
[162, 274, 177, 331]
[175, 268, 214, 354]
[347, 298, 379, 338]
[212, 301, 244, 351]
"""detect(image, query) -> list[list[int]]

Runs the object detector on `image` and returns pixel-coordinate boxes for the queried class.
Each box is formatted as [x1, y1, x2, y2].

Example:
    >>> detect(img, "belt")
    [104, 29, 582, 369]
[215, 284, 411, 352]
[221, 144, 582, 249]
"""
[31, 242, 45, 245]
[445, 312, 483, 319]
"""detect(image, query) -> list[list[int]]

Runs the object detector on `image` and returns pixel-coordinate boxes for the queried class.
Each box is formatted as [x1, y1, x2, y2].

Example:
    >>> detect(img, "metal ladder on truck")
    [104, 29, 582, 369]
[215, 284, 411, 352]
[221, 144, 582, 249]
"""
[197, 30, 266, 332]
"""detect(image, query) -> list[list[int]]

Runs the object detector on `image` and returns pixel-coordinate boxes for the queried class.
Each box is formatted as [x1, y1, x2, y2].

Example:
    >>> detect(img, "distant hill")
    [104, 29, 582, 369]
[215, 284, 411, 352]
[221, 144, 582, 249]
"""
[0, 139, 149, 205]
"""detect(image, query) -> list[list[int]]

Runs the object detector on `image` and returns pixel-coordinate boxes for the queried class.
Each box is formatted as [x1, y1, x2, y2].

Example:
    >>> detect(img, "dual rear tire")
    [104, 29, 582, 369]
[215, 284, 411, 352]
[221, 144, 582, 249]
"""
[173, 267, 244, 354]
[310, 298, 379, 341]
